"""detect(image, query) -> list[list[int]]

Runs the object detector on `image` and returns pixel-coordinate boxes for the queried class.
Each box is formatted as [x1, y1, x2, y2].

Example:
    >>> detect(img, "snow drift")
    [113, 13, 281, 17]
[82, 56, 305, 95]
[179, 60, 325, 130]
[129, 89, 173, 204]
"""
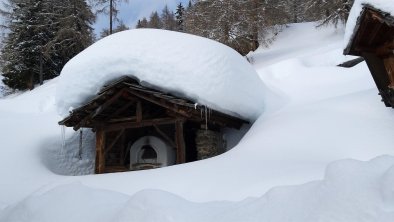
[1, 156, 394, 222]
[56, 29, 269, 120]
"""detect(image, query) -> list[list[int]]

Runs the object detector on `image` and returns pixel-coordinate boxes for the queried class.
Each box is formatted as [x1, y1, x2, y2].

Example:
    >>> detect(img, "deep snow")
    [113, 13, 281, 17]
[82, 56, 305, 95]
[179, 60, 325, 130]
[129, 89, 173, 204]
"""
[56, 29, 270, 121]
[0, 22, 394, 221]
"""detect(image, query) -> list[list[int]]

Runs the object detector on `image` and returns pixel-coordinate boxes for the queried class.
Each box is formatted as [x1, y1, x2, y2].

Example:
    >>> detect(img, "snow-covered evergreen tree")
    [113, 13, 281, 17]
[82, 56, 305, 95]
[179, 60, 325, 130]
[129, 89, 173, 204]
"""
[1, 0, 95, 90]
[1, 0, 53, 89]
[175, 2, 185, 31]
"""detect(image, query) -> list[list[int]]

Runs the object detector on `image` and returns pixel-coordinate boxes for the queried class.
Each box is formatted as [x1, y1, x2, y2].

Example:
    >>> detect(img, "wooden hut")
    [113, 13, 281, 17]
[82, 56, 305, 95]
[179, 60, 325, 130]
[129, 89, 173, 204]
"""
[59, 77, 248, 174]
[344, 5, 394, 107]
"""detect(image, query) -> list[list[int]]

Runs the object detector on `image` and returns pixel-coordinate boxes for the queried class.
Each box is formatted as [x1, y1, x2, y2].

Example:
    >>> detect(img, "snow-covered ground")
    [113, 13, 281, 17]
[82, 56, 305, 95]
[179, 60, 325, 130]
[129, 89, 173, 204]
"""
[0, 22, 394, 221]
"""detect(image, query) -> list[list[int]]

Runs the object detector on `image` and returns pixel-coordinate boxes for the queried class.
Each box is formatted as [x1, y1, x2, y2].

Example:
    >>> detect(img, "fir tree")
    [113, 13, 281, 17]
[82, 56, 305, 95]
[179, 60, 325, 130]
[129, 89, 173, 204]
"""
[161, 5, 176, 31]
[1, 0, 52, 89]
[148, 11, 162, 29]
[175, 2, 185, 31]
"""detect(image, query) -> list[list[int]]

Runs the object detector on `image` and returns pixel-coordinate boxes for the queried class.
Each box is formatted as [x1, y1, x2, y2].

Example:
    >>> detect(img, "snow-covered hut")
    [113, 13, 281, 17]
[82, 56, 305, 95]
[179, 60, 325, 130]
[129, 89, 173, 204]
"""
[56, 29, 268, 174]
[344, 0, 394, 107]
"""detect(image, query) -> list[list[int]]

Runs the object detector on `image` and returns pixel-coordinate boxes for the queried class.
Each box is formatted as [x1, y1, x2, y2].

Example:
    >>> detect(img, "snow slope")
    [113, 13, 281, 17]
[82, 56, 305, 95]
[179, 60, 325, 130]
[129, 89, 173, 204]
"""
[0, 22, 394, 221]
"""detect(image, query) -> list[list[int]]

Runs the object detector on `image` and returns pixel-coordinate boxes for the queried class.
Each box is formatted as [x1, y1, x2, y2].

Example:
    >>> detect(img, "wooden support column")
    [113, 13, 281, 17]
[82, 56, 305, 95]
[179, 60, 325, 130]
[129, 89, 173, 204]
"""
[136, 101, 142, 122]
[175, 119, 186, 164]
[119, 132, 126, 165]
[95, 128, 106, 174]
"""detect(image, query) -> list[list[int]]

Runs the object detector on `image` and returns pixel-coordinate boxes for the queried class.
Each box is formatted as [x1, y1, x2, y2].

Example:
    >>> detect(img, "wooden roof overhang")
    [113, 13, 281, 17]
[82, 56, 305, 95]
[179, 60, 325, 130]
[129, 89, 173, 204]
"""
[344, 5, 394, 107]
[58, 76, 248, 131]
[344, 5, 394, 57]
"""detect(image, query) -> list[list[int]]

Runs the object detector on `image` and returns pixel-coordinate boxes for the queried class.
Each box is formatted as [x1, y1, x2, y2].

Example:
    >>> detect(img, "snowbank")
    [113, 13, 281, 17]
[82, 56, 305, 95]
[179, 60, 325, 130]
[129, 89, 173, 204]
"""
[344, 0, 394, 49]
[2, 156, 394, 222]
[56, 29, 268, 120]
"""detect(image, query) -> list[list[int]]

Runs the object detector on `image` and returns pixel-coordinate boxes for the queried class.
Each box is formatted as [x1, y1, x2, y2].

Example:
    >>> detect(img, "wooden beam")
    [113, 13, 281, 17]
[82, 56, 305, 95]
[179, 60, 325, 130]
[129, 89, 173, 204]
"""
[105, 118, 177, 132]
[106, 100, 135, 120]
[74, 89, 126, 131]
[107, 117, 137, 123]
[136, 101, 142, 122]
[153, 124, 176, 148]
[119, 132, 126, 165]
[126, 89, 192, 118]
[175, 119, 186, 164]
[105, 129, 125, 155]
[95, 128, 106, 174]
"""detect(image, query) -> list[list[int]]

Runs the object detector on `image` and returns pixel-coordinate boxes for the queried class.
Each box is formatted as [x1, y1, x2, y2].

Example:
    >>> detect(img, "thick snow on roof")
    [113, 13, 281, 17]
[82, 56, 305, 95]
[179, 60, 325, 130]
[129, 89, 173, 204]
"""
[56, 29, 268, 120]
[344, 0, 394, 49]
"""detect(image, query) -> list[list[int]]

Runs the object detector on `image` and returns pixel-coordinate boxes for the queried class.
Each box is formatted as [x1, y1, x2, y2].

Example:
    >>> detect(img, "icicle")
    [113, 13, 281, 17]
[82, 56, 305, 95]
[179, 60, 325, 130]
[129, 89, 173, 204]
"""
[205, 105, 208, 130]
[78, 129, 83, 160]
[194, 103, 198, 110]
[60, 125, 66, 154]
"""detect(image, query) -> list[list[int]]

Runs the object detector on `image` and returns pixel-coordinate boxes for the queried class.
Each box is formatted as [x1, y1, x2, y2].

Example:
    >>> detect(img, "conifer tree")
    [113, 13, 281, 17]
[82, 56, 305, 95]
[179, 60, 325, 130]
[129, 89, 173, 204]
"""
[161, 5, 176, 31]
[1, 0, 95, 90]
[1, 0, 52, 89]
[175, 2, 185, 31]
[148, 11, 162, 29]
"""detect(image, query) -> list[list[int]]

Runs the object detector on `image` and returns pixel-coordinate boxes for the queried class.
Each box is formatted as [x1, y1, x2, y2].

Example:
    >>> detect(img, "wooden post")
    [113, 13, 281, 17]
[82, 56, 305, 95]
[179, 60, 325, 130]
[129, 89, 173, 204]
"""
[120, 132, 125, 166]
[95, 128, 106, 174]
[175, 119, 186, 164]
[136, 101, 142, 122]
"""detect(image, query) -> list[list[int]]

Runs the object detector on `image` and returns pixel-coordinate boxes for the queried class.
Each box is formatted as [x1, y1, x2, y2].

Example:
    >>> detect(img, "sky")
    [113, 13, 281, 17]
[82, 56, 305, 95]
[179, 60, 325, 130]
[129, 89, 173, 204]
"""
[93, 0, 190, 36]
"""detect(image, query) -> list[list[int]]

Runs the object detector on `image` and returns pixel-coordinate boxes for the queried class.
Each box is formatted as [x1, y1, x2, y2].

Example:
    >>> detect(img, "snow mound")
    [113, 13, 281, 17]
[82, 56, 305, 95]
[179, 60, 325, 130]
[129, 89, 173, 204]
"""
[56, 29, 269, 120]
[344, 0, 394, 48]
[2, 156, 394, 222]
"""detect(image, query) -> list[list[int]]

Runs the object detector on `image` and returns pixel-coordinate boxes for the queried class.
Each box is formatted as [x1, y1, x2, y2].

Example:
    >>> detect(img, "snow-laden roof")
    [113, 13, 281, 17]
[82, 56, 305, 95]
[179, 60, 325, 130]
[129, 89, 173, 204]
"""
[56, 29, 267, 121]
[344, 0, 394, 49]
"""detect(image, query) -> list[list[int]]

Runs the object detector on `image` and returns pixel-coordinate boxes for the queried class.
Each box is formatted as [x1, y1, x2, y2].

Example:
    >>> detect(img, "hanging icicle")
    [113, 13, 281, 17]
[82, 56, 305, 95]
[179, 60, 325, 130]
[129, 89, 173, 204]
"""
[61, 125, 66, 149]
[79, 129, 83, 160]
[205, 105, 208, 130]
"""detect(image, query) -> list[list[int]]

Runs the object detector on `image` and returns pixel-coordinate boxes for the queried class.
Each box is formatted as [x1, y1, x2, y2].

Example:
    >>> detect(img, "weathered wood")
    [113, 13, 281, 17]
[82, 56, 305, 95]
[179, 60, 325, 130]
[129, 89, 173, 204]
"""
[153, 125, 176, 148]
[105, 117, 177, 132]
[126, 89, 192, 118]
[106, 100, 135, 120]
[175, 120, 186, 164]
[136, 101, 142, 122]
[105, 129, 125, 155]
[108, 117, 137, 123]
[74, 89, 126, 131]
[119, 132, 126, 165]
[95, 128, 106, 174]
[337, 57, 365, 68]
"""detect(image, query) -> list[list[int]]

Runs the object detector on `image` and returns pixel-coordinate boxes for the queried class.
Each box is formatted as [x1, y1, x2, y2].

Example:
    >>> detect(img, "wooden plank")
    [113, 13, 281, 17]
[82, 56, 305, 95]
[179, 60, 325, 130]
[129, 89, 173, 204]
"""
[175, 120, 186, 164]
[153, 125, 176, 148]
[105, 118, 177, 132]
[74, 89, 126, 131]
[95, 128, 106, 174]
[107, 117, 137, 123]
[105, 129, 125, 155]
[126, 89, 192, 118]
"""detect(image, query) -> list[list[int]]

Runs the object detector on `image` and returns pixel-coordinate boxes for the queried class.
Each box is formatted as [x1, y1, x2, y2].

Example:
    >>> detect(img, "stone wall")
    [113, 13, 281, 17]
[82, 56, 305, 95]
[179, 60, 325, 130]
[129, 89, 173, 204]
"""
[195, 129, 225, 160]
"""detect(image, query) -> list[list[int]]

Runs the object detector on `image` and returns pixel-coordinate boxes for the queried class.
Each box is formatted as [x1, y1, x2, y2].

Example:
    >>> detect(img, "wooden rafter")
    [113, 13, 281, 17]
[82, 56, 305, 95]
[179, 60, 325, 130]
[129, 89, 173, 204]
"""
[104, 117, 177, 132]
[74, 89, 126, 130]
[105, 129, 125, 155]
